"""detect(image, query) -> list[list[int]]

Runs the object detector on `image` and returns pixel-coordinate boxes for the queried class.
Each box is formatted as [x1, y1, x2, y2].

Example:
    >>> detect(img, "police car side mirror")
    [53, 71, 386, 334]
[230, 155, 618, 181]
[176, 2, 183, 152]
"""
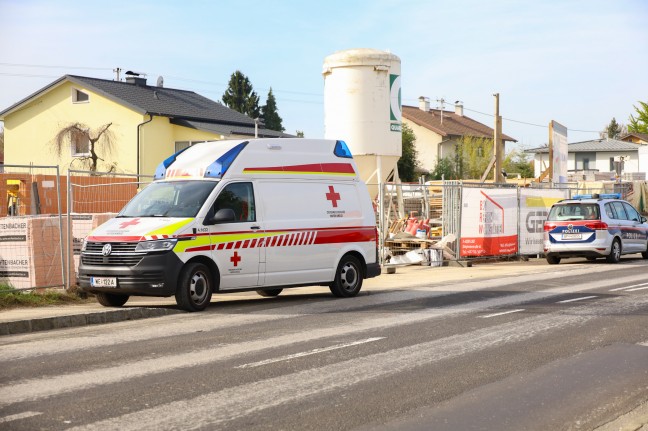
[642, 216, 647, 224]
[206, 208, 236, 225]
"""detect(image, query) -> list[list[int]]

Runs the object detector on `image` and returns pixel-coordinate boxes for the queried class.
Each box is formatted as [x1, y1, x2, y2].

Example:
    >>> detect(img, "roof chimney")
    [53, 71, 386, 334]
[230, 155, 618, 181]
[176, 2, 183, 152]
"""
[454, 101, 464, 117]
[418, 96, 430, 112]
[125, 70, 147, 86]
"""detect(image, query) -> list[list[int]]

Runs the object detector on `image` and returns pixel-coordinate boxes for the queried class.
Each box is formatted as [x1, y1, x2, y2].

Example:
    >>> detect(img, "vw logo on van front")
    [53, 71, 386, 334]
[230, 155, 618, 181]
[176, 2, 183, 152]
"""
[102, 244, 112, 256]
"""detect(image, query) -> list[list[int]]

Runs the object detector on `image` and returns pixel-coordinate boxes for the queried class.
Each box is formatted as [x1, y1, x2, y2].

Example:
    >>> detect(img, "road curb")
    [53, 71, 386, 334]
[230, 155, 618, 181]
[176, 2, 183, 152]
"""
[0, 307, 185, 336]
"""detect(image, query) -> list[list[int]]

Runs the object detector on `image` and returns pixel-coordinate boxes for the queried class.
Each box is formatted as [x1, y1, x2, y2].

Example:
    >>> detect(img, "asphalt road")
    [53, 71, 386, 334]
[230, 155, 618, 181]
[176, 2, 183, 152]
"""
[1, 258, 648, 430]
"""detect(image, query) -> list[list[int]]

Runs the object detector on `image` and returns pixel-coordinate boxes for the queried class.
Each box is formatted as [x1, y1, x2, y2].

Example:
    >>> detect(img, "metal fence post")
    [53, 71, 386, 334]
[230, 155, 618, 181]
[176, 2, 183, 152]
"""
[66, 169, 72, 291]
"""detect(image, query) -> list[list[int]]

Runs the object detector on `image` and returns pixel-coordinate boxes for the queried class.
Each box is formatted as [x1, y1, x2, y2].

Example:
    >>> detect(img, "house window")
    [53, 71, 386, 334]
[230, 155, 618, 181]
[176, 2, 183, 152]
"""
[72, 89, 89, 103]
[610, 157, 615, 171]
[174, 141, 206, 152]
[582, 158, 589, 170]
[71, 130, 90, 156]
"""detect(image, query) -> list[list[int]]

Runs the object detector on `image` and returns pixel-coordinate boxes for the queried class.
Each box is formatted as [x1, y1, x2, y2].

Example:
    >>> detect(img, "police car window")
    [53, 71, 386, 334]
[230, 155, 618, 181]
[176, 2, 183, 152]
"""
[610, 201, 628, 220]
[605, 203, 616, 219]
[213, 182, 255, 222]
[548, 204, 598, 221]
[623, 202, 640, 222]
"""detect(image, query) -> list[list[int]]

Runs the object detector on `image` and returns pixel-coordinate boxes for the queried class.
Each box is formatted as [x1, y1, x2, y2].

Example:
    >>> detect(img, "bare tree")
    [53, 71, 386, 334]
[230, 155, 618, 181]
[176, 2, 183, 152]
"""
[52, 122, 117, 172]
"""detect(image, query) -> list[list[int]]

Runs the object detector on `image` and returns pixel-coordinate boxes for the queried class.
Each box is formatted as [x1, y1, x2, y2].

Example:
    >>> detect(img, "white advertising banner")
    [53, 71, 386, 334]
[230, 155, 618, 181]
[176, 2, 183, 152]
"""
[551, 120, 568, 183]
[460, 188, 518, 257]
[518, 189, 569, 255]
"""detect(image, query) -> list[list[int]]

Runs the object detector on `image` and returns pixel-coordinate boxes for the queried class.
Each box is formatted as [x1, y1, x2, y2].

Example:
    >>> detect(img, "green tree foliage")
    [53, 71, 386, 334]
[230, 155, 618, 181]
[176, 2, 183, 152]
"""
[222, 70, 260, 118]
[503, 148, 534, 178]
[260, 88, 284, 132]
[458, 136, 493, 179]
[629, 101, 648, 134]
[428, 157, 456, 180]
[601, 117, 627, 139]
[295, 130, 305, 138]
[397, 123, 420, 182]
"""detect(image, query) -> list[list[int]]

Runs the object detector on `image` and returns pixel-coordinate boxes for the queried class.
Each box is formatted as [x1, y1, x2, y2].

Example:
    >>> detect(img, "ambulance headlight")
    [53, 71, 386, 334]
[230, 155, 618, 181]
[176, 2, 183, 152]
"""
[135, 239, 178, 252]
[81, 238, 88, 252]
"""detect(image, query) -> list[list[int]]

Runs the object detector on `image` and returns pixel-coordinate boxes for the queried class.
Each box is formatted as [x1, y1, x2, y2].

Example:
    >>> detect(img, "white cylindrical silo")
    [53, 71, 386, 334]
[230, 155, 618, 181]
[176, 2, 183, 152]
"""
[323, 48, 402, 193]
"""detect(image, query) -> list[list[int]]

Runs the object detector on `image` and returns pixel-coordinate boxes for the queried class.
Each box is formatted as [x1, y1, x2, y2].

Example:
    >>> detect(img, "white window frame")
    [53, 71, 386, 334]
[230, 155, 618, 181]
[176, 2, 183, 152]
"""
[71, 129, 91, 157]
[72, 88, 90, 103]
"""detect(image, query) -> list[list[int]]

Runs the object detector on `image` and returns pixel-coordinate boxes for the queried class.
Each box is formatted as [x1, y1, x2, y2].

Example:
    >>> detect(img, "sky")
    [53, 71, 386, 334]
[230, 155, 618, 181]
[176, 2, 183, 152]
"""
[1, 0, 647, 151]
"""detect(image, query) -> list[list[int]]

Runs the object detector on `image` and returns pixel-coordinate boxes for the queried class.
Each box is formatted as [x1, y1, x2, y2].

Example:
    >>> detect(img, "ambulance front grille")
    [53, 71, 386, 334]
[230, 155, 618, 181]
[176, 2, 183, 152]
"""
[82, 242, 144, 267]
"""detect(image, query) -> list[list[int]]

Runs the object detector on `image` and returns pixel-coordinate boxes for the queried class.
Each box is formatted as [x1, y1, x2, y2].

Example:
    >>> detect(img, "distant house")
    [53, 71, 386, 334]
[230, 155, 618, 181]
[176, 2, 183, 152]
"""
[620, 132, 648, 146]
[402, 97, 517, 173]
[527, 138, 648, 180]
[0, 73, 290, 176]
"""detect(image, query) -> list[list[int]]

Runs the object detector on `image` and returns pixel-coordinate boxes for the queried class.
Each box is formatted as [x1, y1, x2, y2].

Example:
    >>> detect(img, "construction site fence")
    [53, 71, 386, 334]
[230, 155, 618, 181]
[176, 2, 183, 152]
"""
[1, 166, 645, 290]
[371, 180, 644, 265]
[0, 166, 153, 291]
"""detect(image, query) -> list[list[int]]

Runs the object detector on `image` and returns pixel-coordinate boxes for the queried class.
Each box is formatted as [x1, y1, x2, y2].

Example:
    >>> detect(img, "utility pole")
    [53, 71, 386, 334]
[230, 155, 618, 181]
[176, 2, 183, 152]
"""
[493, 93, 504, 183]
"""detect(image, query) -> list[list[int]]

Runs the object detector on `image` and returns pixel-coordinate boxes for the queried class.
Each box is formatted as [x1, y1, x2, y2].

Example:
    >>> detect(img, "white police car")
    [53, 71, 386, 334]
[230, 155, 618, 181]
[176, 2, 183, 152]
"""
[543, 193, 648, 264]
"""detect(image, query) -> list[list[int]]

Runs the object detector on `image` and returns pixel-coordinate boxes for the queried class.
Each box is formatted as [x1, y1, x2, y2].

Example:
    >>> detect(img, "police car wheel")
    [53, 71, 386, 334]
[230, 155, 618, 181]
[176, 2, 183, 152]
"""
[642, 246, 648, 259]
[176, 263, 213, 312]
[606, 239, 622, 264]
[546, 255, 561, 265]
[96, 292, 129, 307]
[330, 255, 363, 298]
[256, 288, 283, 297]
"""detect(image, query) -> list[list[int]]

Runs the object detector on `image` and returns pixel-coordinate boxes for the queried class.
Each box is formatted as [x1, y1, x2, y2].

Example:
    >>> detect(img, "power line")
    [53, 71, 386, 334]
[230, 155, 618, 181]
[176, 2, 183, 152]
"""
[0, 62, 111, 71]
[0, 63, 606, 133]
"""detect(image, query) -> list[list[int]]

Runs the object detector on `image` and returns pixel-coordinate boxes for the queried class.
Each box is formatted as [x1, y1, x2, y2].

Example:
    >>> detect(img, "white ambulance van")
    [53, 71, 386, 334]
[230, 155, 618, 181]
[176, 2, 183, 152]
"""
[78, 139, 381, 311]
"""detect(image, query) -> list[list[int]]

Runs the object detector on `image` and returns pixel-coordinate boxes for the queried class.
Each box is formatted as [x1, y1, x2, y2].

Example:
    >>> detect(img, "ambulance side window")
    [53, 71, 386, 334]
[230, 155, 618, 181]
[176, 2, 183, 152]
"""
[212, 182, 255, 222]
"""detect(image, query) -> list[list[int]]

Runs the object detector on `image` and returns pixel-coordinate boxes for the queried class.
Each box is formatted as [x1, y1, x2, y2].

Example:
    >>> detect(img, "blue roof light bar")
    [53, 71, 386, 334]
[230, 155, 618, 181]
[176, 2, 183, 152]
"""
[153, 147, 190, 180]
[334, 140, 353, 159]
[204, 142, 248, 179]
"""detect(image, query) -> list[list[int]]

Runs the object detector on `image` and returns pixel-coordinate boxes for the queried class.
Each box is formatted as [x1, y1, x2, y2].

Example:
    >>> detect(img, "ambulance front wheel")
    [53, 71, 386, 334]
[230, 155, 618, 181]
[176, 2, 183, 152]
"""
[330, 255, 363, 298]
[546, 255, 561, 265]
[176, 263, 213, 312]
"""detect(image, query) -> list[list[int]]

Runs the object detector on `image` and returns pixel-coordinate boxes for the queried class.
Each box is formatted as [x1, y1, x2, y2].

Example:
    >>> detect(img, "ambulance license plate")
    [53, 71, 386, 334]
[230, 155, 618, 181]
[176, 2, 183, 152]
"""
[562, 233, 582, 240]
[91, 277, 117, 288]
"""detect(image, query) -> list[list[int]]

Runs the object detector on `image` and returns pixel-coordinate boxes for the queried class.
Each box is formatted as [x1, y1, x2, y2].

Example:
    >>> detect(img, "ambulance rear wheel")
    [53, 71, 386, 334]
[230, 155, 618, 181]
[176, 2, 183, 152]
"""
[96, 292, 129, 307]
[176, 263, 213, 312]
[546, 255, 561, 265]
[330, 255, 363, 298]
[256, 288, 283, 297]
[606, 239, 621, 263]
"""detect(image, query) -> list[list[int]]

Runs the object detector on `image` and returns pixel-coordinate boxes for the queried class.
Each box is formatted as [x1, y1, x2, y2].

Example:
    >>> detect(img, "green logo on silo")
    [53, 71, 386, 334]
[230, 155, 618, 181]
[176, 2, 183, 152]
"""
[390, 74, 402, 131]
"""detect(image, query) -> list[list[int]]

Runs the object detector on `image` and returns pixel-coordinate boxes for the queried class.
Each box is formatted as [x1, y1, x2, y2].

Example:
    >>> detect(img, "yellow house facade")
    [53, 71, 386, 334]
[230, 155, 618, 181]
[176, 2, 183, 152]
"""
[0, 73, 289, 176]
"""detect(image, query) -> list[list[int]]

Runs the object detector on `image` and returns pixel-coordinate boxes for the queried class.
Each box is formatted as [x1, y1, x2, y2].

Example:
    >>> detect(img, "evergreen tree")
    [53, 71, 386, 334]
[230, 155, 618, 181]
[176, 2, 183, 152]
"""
[222, 70, 260, 118]
[629, 101, 648, 134]
[260, 88, 284, 132]
[603, 117, 622, 139]
[397, 123, 420, 182]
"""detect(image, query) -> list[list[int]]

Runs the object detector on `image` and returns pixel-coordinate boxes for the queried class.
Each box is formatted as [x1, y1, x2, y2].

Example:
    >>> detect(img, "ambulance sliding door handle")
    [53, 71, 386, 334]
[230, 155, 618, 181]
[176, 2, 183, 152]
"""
[250, 226, 261, 230]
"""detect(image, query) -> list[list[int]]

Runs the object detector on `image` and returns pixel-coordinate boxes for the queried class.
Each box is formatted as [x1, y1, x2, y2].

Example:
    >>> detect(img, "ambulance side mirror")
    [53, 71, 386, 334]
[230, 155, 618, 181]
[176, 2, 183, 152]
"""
[206, 208, 236, 225]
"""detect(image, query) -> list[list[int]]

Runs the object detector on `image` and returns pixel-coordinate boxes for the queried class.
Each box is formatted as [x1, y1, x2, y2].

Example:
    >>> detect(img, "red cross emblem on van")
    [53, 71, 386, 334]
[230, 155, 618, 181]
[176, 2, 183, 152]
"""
[119, 218, 140, 229]
[326, 186, 341, 207]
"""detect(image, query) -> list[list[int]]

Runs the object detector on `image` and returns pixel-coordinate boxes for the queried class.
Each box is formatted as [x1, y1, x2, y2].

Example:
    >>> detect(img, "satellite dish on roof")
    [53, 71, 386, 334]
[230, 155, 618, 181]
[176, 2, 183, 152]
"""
[157, 76, 164, 87]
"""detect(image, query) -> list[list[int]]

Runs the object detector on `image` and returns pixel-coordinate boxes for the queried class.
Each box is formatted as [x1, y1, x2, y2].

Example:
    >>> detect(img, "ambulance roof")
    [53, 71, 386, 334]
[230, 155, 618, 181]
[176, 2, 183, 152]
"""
[154, 138, 359, 182]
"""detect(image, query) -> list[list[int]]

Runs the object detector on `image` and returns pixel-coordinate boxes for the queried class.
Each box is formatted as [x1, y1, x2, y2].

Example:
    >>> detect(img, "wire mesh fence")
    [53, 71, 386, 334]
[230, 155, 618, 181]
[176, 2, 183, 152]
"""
[0, 165, 65, 290]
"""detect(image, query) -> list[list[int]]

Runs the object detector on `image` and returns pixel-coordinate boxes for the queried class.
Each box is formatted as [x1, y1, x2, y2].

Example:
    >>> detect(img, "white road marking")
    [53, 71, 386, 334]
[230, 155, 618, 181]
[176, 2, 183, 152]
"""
[0, 411, 42, 423]
[67, 294, 648, 431]
[480, 309, 525, 319]
[3, 265, 643, 362]
[236, 337, 385, 369]
[557, 296, 598, 304]
[2, 277, 645, 406]
[609, 282, 648, 291]
[626, 286, 648, 292]
[638, 341, 648, 347]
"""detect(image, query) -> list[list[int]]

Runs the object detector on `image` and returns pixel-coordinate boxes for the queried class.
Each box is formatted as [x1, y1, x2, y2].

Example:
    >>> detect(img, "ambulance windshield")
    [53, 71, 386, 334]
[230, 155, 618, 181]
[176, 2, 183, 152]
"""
[118, 181, 217, 218]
